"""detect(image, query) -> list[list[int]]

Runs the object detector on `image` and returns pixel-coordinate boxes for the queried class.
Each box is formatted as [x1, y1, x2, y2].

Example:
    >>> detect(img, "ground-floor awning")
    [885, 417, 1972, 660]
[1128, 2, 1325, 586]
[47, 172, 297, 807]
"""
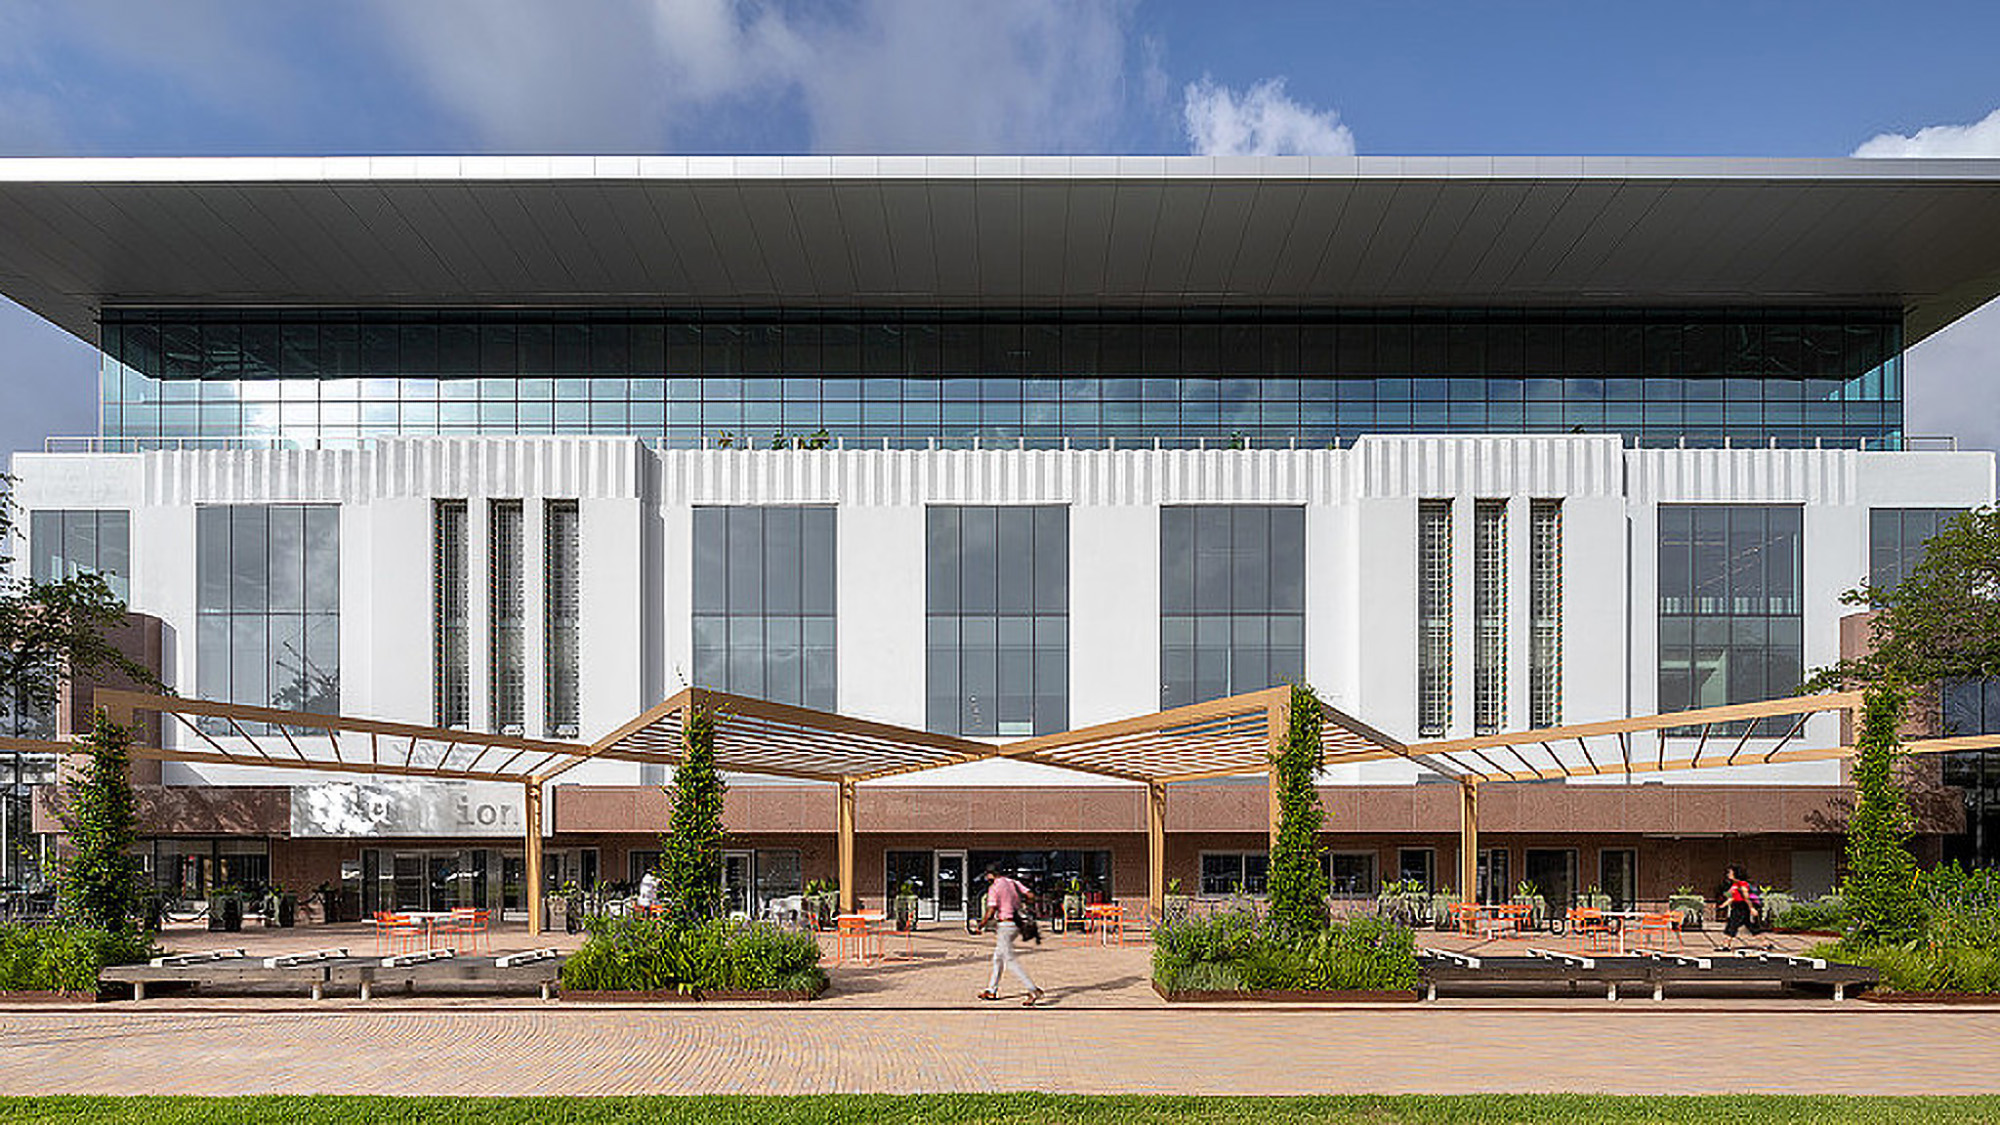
[26, 684, 2000, 930]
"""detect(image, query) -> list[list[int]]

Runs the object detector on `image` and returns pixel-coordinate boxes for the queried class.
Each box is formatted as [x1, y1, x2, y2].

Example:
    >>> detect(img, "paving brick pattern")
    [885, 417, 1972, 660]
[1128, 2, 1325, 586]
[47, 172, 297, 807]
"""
[4, 917, 1993, 1095]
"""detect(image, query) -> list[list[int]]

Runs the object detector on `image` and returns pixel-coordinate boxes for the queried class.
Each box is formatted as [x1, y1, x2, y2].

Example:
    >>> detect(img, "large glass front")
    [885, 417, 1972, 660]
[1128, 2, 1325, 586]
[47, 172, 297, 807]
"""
[1160, 506, 1305, 708]
[195, 504, 340, 718]
[926, 506, 1068, 736]
[1657, 505, 1804, 733]
[692, 506, 837, 710]
[97, 308, 1905, 450]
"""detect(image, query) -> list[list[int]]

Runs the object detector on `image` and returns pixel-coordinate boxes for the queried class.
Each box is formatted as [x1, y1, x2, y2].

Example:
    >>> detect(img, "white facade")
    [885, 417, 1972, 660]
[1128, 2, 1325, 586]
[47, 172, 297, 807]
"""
[10, 435, 1993, 793]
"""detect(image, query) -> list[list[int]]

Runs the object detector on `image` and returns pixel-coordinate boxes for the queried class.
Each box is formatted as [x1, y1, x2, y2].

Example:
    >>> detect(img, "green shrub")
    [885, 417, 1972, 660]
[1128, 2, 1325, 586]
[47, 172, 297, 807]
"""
[558, 914, 825, 994]
[0, 924, 153, 992]
[1153, 909, 1419, 994]
[1817, 940, 2000, 994]
[1772, 895, 1851, 934]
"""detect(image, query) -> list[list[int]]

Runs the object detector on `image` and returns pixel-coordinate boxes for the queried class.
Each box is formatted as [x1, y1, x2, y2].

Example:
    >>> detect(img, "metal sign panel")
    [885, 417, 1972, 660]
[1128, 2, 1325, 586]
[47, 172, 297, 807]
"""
[290, 780, 526, 838]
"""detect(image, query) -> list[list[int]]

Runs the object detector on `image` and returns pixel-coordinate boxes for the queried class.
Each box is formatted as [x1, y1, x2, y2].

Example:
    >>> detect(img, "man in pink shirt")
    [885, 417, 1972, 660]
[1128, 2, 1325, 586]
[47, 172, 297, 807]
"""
[977, 863, 1046, 1006]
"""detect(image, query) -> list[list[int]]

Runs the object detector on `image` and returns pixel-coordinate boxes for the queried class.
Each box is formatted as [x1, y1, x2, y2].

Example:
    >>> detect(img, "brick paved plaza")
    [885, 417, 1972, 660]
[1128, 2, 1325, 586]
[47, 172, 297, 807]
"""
[3, 919, 1998, 1095]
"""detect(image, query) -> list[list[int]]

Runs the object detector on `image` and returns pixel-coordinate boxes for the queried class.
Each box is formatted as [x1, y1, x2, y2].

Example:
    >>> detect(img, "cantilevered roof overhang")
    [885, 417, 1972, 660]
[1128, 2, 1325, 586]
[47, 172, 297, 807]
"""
[3, 155, 2000, 349]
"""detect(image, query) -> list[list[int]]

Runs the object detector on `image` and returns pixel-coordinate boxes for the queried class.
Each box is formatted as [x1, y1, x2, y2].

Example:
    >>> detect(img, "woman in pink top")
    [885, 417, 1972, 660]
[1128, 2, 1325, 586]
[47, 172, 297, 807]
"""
[977, 863, 1045, 1006]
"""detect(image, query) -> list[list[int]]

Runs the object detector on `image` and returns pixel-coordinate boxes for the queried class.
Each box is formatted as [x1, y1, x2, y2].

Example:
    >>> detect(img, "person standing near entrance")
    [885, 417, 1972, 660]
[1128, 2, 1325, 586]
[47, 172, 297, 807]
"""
[977, 864, 1046, 1006]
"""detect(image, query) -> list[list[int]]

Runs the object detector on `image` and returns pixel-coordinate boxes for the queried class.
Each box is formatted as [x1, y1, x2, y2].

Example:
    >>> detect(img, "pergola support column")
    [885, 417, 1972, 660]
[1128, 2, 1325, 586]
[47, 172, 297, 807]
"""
[525, 781, 545, 936]
[1458, 780, 1479, 904]
[1147, 781, 1167, 914]
[836, 776, 857, 914]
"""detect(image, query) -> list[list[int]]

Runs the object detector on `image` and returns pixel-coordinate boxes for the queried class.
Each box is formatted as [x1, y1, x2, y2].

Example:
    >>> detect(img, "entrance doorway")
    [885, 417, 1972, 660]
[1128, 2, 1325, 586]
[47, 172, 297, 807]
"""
[934, 850, 968, 922]
[723, 850, 754, 917]
[1524, 848, 1579, 910]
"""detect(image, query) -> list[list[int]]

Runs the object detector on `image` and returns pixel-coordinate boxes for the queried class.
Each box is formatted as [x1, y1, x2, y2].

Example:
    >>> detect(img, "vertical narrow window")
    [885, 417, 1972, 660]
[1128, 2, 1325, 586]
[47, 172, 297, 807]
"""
[488, 500, 525, 735]
[1528, 499, 1564, 728]
[1472, 500, 1507, 735]
[1417, 499, 1453, 738]
[691, 506, 836, 711]
[927, 506, 1066, 736]
[543, 500, 581, 737]
[1159, 505, 1305, 709]
[433, 500, 470, 728]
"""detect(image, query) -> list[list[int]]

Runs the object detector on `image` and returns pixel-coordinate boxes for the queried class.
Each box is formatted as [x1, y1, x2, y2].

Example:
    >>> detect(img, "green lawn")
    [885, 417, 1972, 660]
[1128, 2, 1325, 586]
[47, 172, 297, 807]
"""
[3, 1097, 1999, 1124]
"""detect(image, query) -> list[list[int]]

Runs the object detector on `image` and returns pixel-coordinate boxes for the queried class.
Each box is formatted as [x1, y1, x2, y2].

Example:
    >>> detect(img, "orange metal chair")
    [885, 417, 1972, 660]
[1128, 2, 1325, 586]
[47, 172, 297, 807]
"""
[1569, 907, 1615, 952]
[443, 907, 491, 953]
[1632, 911, 1683, 950]
[832, 914, 880, 965]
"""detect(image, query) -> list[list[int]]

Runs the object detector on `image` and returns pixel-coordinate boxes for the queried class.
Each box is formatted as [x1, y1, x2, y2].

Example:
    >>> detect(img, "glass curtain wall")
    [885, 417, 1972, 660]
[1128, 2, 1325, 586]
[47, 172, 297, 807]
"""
[691, 506, 837, 710]
[28, 510, 131, 600]
[99, 308, 1906, 451]
[1657, 505, 1804, 733]
[195, 504, 340, 720]
[1160, 506, 1306, 708]
[926, 506, 1068, 736]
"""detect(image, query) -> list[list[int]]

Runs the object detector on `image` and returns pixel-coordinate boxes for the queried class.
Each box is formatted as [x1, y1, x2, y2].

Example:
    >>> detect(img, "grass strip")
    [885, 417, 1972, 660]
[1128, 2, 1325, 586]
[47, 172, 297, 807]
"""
[4, 1096, 2000, 1124]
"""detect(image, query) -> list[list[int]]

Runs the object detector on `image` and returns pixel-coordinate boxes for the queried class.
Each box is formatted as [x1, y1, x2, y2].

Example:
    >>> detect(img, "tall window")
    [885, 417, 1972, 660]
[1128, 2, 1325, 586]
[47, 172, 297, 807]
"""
[1657, 505, 1803, 730]
[544, 500, 580, 737]
[433, 500, 470, 728]
[1870, 508, 1963, 596]
[1528, 499, 1563, 728]
[29, 510, 130, 600]
[927, 506, 1067, 736]
[692, 506, 836, 710]
[1417, 500, 1453, 737]
[1160, 506, 1305, 708]
[488, 500, 525, 735]
[196, 505, 339, 715]
[1472, 500, 1508, 735]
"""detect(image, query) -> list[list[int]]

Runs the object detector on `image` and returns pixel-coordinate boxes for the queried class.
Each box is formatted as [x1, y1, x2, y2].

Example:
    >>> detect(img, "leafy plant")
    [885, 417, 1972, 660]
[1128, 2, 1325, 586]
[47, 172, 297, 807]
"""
[0, 924, 153, 992]
[559, 915, 824, 994]
[58, 712, 145, 933]
[1153, 908, 1418, 994]
[1267, 683, 1329, 937]
[659, 704, 726, 923]
[1843, 682, 1926, 946]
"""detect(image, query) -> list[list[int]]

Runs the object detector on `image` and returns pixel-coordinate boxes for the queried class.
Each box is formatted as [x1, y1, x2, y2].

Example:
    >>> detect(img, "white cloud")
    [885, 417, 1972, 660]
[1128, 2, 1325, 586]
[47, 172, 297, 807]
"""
[1182, 76, 1353, 157]
[368, 0, 1136, 154]
[1853, 106, 2000, 157]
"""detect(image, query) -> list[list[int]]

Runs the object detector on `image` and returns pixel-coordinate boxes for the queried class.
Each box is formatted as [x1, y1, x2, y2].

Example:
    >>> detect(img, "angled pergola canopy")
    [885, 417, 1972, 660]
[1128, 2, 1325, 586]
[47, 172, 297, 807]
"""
[59, 684, 2000, 925]
[555, 688, 993, 783]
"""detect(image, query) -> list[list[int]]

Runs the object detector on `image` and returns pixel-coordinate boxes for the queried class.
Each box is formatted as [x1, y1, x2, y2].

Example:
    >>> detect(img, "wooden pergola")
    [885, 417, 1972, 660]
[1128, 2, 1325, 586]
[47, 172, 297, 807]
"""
[43, 684, 2000, 931]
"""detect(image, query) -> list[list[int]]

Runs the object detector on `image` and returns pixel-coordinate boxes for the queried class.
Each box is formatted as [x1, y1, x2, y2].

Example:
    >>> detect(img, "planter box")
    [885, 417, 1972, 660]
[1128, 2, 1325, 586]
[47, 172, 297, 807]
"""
[1151, 980, 1418, 1004]
[560, 981, 825, 1003]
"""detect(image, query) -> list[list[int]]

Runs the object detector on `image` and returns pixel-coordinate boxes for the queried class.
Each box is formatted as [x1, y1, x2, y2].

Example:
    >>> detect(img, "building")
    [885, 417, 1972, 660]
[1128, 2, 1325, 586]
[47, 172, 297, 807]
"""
[3, 155, 1999, 921]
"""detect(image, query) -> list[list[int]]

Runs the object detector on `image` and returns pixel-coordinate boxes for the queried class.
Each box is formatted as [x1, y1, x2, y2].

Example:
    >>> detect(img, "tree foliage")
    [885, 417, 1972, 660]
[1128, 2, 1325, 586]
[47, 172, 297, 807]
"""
[659, 704, 727, 922]
[1267, 683, 1330, 936]
[59, 711, 146, 933]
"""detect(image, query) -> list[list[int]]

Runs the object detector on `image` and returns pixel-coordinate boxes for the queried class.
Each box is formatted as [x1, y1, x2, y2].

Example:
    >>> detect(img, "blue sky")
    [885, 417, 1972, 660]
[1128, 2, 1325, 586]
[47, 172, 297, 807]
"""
[2, 0, 1999, 456]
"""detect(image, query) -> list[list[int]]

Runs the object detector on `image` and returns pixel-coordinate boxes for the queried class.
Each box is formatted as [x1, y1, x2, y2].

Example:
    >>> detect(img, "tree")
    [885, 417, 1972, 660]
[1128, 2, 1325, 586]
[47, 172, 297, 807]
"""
[59, 710, 145, 932]
[1267, 683, 1330, 935]
[1807, 507, 1998, 947]
[658, 703, 727, 922]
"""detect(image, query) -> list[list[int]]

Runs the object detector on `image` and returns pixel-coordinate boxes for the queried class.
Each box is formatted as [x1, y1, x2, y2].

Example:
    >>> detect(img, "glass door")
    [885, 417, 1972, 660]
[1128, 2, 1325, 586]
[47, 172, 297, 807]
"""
[1598, 848, 1637, 909]
[934, 850, 967, 922]
[722, 850, 754, 918]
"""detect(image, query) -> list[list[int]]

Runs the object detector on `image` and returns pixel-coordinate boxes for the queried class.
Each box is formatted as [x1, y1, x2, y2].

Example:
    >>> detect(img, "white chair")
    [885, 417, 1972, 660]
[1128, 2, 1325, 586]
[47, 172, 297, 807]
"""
[765, 894, 806, 930]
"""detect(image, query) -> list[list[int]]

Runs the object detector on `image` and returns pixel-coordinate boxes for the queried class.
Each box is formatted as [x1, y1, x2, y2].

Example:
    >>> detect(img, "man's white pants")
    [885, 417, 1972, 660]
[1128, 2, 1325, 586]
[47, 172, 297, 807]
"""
[987, 921, 1038, 992]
